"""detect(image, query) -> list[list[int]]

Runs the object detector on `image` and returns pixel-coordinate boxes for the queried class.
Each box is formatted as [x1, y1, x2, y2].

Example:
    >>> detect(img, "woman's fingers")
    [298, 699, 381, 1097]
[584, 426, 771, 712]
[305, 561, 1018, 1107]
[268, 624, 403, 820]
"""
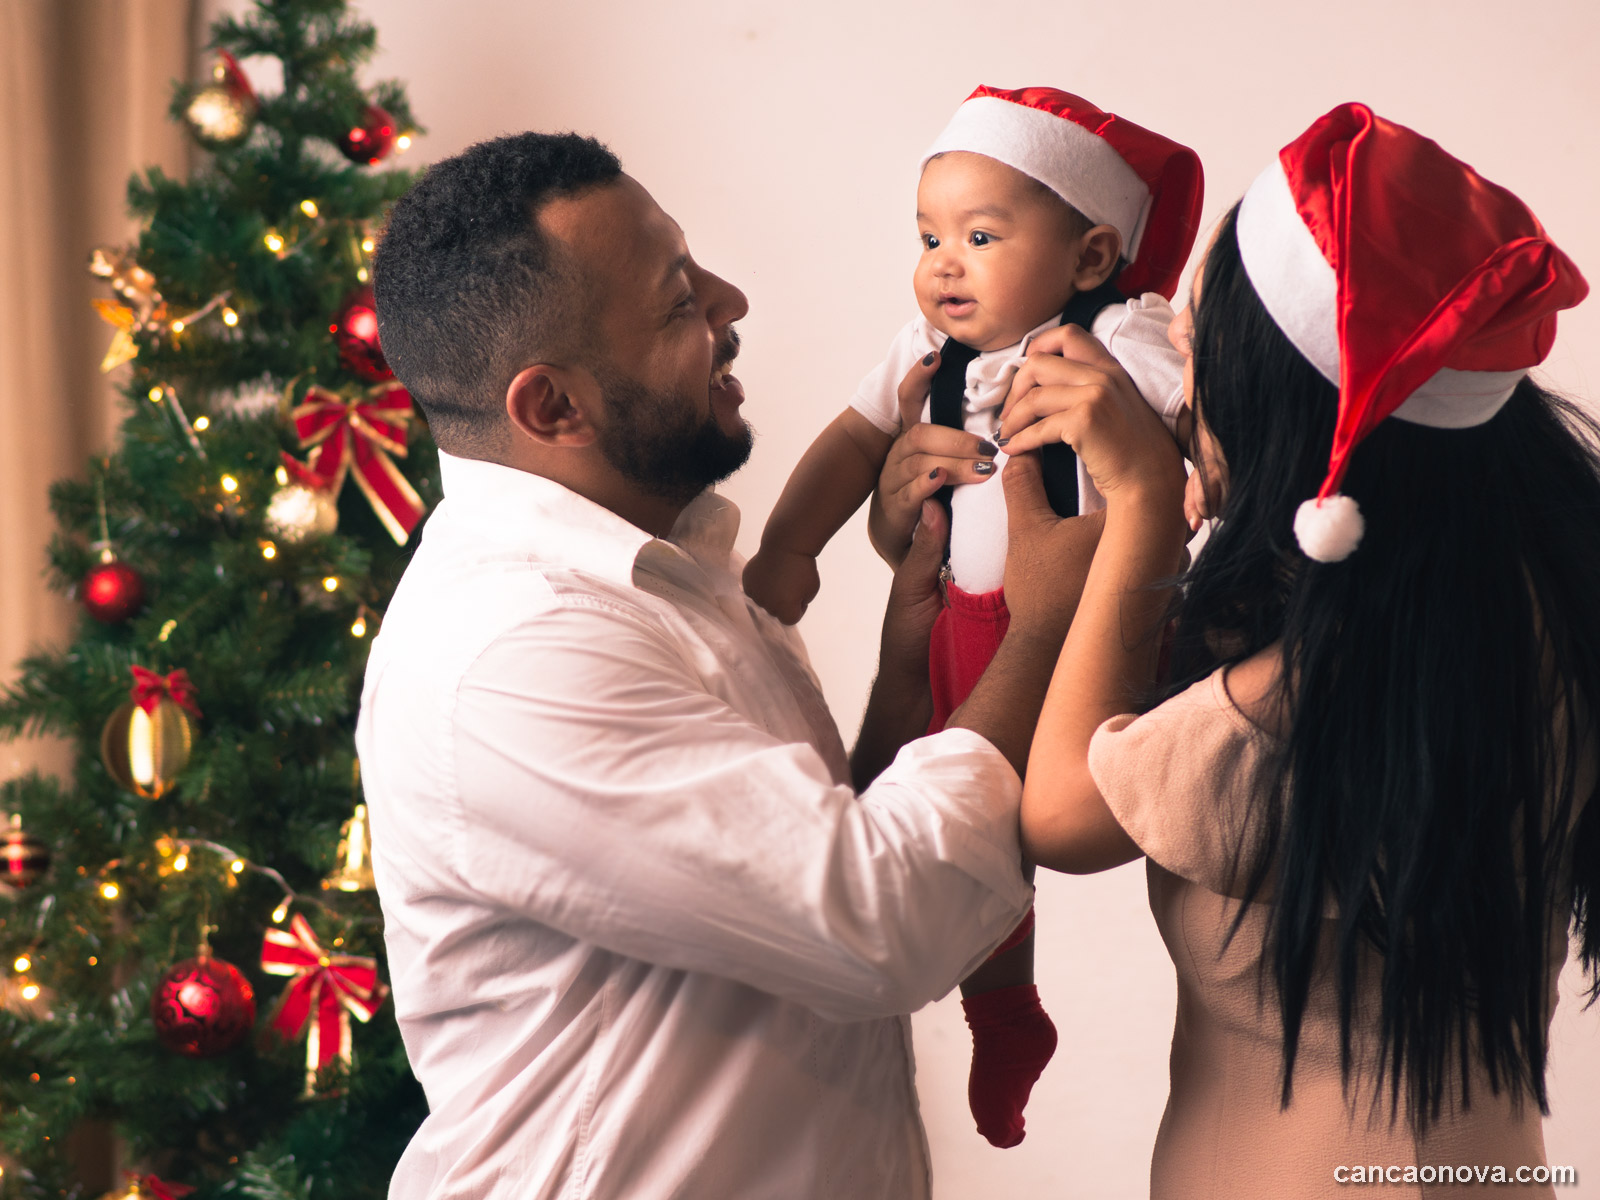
[896, 349, 942, 429]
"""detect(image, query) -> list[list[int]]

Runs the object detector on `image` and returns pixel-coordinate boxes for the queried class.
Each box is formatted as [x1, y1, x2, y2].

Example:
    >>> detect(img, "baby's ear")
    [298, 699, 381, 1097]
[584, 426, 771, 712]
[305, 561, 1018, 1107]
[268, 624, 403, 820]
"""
[1072, 225, 1123, 291]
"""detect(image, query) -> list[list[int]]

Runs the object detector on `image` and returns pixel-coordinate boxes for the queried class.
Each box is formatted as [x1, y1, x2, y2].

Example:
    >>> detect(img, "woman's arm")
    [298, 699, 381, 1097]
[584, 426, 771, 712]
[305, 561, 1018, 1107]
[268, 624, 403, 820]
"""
[999, 325, 1190, 873]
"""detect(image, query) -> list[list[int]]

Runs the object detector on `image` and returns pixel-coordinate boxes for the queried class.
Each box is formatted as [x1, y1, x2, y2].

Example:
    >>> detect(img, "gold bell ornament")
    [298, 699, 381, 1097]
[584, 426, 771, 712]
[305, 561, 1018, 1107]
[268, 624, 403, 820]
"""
[101, 667, 200, 799]
[322, 802, 375, 892]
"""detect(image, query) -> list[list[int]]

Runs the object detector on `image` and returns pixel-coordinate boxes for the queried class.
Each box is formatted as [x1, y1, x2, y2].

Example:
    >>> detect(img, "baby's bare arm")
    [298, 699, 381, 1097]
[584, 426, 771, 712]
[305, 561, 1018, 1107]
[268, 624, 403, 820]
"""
[744, 410, 894, 623]
[764, 409, 894, 556]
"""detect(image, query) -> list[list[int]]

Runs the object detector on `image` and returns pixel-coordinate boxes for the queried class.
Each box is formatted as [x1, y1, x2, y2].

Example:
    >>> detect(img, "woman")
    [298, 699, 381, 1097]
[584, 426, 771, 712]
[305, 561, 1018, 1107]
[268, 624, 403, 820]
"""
[998, 104, 1598, 1196]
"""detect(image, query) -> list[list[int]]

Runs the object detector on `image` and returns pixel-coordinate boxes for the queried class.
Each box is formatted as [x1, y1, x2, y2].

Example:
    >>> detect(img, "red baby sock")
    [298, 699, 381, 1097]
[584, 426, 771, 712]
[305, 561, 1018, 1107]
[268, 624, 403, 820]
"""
[961, 983, 1058, 1149]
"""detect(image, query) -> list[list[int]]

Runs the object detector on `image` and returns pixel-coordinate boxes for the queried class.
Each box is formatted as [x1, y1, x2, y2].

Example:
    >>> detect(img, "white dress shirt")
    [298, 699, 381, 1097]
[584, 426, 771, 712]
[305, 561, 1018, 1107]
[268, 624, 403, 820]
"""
[850, 297, 1186, 591]
[355, 452, 1033, 1200]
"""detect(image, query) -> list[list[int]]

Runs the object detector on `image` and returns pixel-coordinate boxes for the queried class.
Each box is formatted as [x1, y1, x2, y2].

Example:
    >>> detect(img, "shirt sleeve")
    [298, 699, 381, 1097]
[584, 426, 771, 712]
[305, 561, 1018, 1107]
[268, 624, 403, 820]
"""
[440, 598, 1032, 1023]
[848, 318, 938, 435]
[1086, 670, 1278, 896]
[1095, 293, 1186, 436]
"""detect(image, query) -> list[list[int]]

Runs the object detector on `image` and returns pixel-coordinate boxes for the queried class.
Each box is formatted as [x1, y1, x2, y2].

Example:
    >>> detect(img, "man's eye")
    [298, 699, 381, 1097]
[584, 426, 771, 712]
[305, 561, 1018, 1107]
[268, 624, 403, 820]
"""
[921, 234, 939, 250]
[969, 231, 992, 247]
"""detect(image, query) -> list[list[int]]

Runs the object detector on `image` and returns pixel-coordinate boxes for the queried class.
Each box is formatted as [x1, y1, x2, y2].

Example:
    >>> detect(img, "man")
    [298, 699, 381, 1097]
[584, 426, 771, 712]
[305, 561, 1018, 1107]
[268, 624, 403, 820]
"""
[360, 131, 1099, 1199]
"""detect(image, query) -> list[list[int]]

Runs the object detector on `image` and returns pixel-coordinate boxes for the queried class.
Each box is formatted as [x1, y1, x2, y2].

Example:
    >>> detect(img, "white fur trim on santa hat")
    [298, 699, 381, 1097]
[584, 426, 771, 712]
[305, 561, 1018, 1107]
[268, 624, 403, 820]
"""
[1236, 160, 1526, 429]
[922, 96, 1153, 260]
[1294, 494, 1365, 562]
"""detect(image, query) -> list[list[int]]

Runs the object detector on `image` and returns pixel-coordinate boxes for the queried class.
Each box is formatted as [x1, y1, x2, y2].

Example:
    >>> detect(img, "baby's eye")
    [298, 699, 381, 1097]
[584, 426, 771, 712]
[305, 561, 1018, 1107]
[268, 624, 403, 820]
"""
[968, 231, 992, 247]
[920, 233, 940, 250]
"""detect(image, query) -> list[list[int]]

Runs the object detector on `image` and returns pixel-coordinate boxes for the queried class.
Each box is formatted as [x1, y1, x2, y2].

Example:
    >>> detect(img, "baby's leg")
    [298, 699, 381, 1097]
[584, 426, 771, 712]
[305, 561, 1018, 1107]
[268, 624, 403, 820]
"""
[959, 876, 1057, 1149]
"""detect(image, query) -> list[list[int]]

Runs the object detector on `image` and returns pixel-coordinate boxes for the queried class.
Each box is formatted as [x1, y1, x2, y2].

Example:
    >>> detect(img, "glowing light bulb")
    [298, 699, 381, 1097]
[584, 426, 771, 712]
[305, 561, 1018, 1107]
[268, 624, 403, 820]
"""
[20, 985, 40, 1001]
[264, 231, 285, 253]
[221, 307, 239, 327]
[271, 901, 290, 923]
[350, 616, 367, 638]
[356, 266, 370, 282]
[220, 474, 239, 493]
[172, 852, 189, 872]
[171, 319, 186, 333]
[101, 882, 119, 900]
[275, 465, 289, 485]
[300, 199, 320, 218]
[148, 386, 165, 402]
[396, 133, 413, 151]
[193, 415, 210, 431]
[361, 237, 376, 254]
[14, 956, 31, 973]
[260, 541, 277, 560]
[322, 576, 339, 592]
[87, 956, 98, 966]
[230, 859, 246, 874]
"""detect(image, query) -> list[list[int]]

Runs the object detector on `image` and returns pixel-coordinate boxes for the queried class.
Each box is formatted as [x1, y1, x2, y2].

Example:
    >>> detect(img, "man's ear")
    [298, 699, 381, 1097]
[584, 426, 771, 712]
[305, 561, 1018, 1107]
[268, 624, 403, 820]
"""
[1071, 224, 1124, 291]
[505, 363, 600, 447]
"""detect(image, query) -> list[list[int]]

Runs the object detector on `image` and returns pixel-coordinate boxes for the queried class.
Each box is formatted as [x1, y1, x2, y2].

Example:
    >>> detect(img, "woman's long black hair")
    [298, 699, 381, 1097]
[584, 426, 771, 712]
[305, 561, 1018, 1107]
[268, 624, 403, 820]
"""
[1170, 205, 1600, 1131]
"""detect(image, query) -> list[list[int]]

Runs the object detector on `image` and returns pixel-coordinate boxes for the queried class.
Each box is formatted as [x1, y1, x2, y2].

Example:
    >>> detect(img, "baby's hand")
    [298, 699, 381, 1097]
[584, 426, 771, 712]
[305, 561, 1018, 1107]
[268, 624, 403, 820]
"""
[743, 546, 822, 626]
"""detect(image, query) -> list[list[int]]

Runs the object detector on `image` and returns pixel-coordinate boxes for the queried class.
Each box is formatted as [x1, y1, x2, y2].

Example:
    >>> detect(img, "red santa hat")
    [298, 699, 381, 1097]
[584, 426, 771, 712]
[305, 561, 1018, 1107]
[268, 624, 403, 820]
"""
[1236, 102, 1589, 562]
[920, 85, 1204, 300]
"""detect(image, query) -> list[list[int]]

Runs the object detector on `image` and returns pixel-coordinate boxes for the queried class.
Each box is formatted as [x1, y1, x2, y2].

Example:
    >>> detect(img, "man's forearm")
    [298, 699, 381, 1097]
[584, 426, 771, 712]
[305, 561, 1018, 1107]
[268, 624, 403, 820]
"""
[945, 627, 1067, 779]
[851, 657, 933, 791]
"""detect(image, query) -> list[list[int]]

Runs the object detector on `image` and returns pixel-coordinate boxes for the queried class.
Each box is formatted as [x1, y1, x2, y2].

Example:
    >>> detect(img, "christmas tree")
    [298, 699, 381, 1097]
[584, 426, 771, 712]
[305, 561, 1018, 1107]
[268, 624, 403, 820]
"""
[0, 2, 436, 1196]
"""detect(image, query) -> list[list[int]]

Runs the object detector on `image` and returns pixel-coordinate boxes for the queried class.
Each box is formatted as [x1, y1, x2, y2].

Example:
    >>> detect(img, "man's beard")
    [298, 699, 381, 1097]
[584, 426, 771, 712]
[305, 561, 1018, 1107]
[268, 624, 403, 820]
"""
[590, 365, 753, 508]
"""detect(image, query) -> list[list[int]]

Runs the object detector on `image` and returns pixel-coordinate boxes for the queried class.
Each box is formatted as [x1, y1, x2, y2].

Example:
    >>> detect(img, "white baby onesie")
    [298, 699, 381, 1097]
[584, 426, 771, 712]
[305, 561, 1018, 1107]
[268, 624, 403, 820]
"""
[849, 294, 1185, 592]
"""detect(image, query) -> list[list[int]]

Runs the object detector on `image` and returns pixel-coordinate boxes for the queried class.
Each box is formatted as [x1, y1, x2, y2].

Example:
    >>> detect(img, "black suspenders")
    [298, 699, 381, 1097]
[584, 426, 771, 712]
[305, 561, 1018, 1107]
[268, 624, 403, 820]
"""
[928, 280, 1126, 521]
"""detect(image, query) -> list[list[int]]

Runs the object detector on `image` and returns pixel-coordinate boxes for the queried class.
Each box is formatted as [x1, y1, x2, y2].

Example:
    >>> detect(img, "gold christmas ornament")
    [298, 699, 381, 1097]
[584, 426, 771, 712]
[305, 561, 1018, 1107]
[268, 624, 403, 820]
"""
[185, 84, 253, 144]
[100, 669, 201, 799]
[322, 803, 375, 892]
[264, 482, 340, 543]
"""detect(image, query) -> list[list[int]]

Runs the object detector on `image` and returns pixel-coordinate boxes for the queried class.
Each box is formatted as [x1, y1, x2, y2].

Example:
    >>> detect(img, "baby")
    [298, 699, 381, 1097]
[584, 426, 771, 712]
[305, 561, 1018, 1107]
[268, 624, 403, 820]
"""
[744, 86, 1203, 1147]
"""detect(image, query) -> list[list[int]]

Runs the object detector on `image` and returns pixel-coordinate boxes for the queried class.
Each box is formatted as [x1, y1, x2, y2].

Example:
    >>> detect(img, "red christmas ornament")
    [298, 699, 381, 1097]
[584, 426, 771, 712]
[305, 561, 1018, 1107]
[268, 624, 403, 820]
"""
[151, 952, 256, 1058]
[338, 104, 397, 165]
[332, 287, 392, 381]
[81, 558, 146, 623]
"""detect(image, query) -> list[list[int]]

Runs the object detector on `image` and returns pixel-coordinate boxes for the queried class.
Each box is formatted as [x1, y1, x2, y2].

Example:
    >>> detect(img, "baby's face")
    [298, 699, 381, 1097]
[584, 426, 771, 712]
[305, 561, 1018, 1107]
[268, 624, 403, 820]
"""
[914, 152, 1085, 352]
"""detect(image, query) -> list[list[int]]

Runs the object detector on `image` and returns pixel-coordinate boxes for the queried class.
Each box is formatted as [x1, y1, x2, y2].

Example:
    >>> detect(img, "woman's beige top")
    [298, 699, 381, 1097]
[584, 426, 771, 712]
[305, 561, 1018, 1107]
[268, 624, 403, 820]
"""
[1089, 668, 1572, 1199]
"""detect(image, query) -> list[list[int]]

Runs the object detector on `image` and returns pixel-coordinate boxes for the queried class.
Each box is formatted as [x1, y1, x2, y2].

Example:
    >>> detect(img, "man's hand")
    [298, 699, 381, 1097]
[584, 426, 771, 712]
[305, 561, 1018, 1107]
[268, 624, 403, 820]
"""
[868, 350, 998, 568]
[1000, 453, 1105, 647]
[850, 501, 948, 790]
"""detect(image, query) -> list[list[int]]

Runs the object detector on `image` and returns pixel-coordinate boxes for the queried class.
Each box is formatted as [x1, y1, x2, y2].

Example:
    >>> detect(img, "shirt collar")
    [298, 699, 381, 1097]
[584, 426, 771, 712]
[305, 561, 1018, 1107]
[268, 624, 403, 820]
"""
[436, 451, 741, 588]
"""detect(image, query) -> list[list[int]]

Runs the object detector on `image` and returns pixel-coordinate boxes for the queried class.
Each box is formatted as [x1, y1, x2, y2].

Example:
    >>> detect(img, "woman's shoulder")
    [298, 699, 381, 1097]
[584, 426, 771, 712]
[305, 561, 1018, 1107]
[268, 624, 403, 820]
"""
[1089, 652, 1285, 895]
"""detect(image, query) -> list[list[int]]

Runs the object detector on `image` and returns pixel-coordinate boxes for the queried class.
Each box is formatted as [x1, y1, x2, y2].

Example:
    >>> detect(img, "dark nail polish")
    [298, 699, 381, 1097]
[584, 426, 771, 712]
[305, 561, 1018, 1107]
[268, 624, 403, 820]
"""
[977, 440, 998, 456]
[928, 468, 940, 479]
[994, 436, 1010, 448]
[922, 351, 938, 366]
[974, 461, 995, 476]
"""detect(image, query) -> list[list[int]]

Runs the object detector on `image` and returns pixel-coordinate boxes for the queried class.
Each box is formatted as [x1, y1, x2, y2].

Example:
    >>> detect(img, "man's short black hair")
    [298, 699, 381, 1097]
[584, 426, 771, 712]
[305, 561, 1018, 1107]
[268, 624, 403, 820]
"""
[373, 132, 623, 457]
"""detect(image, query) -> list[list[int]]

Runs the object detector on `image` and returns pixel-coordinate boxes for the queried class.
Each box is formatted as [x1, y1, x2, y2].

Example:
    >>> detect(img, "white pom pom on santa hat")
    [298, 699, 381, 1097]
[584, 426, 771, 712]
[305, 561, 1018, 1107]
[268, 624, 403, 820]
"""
[1293, 494, 1364, 562]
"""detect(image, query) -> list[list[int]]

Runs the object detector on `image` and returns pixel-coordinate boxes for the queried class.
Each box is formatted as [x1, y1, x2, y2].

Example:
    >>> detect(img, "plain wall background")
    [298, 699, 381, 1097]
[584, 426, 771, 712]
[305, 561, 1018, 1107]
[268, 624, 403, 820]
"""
[204, 0, 1600, 1193]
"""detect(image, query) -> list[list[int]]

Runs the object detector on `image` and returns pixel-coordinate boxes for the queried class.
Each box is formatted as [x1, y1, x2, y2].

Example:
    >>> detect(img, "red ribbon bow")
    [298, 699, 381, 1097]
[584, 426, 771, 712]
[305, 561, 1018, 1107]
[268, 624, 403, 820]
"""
[281, 381, 424, 544]
[261, 914, 388, 1091]
[129, 666, 202, 718]
[143, 1175, 194, 1200]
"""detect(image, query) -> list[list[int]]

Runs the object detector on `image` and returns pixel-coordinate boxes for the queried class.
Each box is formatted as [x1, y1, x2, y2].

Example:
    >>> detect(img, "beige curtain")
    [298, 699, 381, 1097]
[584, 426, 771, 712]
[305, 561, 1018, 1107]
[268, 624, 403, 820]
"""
[0, 0, 195, 786]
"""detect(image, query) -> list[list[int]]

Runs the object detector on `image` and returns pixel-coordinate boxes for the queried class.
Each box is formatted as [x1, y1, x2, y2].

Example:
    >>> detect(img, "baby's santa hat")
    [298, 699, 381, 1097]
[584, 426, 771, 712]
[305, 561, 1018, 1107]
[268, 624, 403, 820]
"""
[921, 85, 1204, 300]
[1236, 102, 1589, 562]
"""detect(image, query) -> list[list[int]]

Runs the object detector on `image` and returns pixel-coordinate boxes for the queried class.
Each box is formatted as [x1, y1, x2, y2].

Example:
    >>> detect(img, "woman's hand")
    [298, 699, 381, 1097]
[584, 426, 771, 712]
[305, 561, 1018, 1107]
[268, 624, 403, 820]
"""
[999, 325, 1184, 509]
[868, 350, 999, 568]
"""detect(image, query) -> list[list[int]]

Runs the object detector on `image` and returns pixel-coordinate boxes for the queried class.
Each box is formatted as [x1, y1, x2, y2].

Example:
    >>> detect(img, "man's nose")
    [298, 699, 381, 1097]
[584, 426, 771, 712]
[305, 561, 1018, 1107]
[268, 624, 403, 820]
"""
[697, 267, 749, 327]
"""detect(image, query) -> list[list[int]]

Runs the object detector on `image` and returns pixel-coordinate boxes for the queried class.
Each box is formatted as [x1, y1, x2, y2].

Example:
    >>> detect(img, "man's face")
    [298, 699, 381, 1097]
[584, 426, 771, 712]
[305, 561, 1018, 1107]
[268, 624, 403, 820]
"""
[539, 177, 752, 505]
